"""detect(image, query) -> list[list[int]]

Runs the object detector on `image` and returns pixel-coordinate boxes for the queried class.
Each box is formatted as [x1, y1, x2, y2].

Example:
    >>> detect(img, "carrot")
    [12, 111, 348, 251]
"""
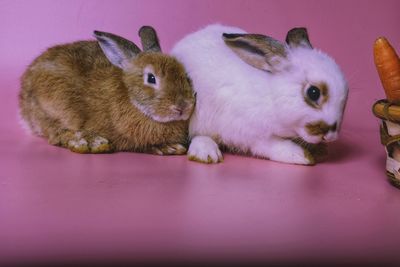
[374, 37, 400, 103]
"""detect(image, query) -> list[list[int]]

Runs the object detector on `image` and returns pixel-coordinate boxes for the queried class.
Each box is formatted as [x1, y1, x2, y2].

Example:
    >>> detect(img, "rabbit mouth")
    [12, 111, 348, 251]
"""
[296, 130, 337, 144]
[296, 121, 338, 144]
[149, 109, 191, 123]
[295, 127, 324, 144]
[151, 113, 190, 123]
[131, 99, 190, 122]
[299, 134, 323, 144]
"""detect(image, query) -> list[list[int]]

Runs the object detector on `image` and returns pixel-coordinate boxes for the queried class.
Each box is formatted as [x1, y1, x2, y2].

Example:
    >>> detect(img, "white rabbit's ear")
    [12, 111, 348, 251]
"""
[94, 31, 141, 70]
[222, 33, 287, 73]
[285, 28, 313, 49]
[139, 26, 162, 52]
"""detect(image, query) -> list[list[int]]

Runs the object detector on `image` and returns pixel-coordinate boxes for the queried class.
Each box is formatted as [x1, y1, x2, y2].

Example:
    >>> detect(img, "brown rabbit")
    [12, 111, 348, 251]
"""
[19, 26, 195, 155]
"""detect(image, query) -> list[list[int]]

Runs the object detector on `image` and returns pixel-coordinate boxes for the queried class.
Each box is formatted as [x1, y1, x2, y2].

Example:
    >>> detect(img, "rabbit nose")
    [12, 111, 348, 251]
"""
[321, 122, 338, 142]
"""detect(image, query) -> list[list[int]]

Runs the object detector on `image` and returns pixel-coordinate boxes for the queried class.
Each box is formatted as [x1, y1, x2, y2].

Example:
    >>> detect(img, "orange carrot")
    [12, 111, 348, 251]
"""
[374, 37, 400, 103]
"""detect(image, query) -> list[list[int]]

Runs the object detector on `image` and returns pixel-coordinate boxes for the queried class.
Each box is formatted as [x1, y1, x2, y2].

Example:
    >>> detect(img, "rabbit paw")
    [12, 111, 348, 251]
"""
[151, 143, 187, 155]
[252, 138, 314, 165]
[89, 136, 113, 153]
[281, 144, 314, 165]
[188, 136, 223, 164]
[67, 132, 90, 153]
[64, 131, 113, 154]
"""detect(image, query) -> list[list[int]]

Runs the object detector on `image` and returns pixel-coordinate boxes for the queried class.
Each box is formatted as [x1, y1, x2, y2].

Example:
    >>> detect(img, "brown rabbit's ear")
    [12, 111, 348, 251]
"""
[94, 31, 141, 69]
[285, 28, 313, 49]
[138, 26, 161, 52]
[223, 33, 287, 73]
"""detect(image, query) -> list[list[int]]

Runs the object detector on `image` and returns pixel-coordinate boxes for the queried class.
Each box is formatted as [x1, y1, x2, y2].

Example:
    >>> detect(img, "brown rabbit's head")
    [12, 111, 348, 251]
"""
[94, 26, 195, 122]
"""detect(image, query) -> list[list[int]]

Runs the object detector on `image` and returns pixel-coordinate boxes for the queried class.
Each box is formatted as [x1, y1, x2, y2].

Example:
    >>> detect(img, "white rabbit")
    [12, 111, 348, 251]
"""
[171, 24, 348, 165]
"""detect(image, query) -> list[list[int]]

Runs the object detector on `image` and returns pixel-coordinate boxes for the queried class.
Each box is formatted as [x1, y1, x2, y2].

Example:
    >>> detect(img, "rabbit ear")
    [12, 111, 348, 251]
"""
[222, 33, 287, 73]
[94, 31, 141, 69]
[139, 26, 162, 52]
[285, 28, 313, 49]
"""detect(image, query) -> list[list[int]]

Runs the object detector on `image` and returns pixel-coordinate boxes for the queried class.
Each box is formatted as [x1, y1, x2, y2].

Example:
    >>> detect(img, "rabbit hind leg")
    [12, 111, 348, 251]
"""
[36, 103, 112, 153]
[20, 90, 113, 153]
[52, 129, 114, 154]
[86, 134, 114, 153]
[20, 99, 88, 153]
[26, 110, 108, 154]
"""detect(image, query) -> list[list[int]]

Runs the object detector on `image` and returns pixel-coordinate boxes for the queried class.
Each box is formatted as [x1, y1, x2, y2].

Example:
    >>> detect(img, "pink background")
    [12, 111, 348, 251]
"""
[1, 0, 400, 265]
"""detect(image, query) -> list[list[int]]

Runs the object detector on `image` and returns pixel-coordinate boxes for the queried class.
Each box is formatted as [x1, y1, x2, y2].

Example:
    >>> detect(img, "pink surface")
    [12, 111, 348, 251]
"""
[1, 0, 400, 265]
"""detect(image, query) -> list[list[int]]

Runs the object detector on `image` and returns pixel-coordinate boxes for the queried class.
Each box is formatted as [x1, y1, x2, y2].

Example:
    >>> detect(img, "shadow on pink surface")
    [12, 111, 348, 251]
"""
[1, 121, 400, 266]
[1, 76, 399, 266]
[326, 137, 364, 164]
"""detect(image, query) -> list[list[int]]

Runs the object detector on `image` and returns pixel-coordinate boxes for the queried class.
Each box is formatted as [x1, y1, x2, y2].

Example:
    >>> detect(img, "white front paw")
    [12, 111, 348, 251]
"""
[285, 145, 312, 165]
[188, 136, 223, 164]
[252, 138, 314, 165]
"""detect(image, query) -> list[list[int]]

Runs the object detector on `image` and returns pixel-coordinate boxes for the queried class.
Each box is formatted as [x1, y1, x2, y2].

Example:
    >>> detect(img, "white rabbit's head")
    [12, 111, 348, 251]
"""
[223, 28, 348, 144]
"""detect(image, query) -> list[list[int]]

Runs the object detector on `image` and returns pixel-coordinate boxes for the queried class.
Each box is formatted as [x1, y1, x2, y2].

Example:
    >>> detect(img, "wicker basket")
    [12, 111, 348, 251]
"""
[373, 99, 400, 189]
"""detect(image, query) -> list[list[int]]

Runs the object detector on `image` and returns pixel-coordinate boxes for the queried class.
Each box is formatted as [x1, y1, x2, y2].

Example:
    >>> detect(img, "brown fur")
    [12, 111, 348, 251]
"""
[19, 36, 195, 154]
[285, 28, 313, 48]
[139, 26, 161, 52]
[305, 120, 337, 136]
[223, 33, 287, 72]
[292, 138, 328, 165]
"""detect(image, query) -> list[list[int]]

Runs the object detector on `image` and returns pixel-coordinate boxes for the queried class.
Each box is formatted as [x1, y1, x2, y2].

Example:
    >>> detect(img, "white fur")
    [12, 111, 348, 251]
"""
[75, 131, 83, 139]
[171, 24, 348, 164]
[91, 136, 109, 148]
[151, 114, 177, 123]
[188, 136, 223, 163]
[68, 137, 88, 148]
[131, 97, 174, 122]
[131, 98, 156, 120]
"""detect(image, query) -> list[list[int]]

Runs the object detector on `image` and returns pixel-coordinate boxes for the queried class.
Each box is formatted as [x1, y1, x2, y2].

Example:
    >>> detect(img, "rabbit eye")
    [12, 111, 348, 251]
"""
[147, 73, 156, 84]
[306, 86, 321, 102]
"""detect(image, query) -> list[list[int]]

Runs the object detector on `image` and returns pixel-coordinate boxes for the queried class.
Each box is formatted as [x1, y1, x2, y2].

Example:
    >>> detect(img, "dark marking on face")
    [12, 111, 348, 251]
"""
[306, 120, 337, 136]
[331, 122, 337, 131]
[303, 82, 329, 109]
